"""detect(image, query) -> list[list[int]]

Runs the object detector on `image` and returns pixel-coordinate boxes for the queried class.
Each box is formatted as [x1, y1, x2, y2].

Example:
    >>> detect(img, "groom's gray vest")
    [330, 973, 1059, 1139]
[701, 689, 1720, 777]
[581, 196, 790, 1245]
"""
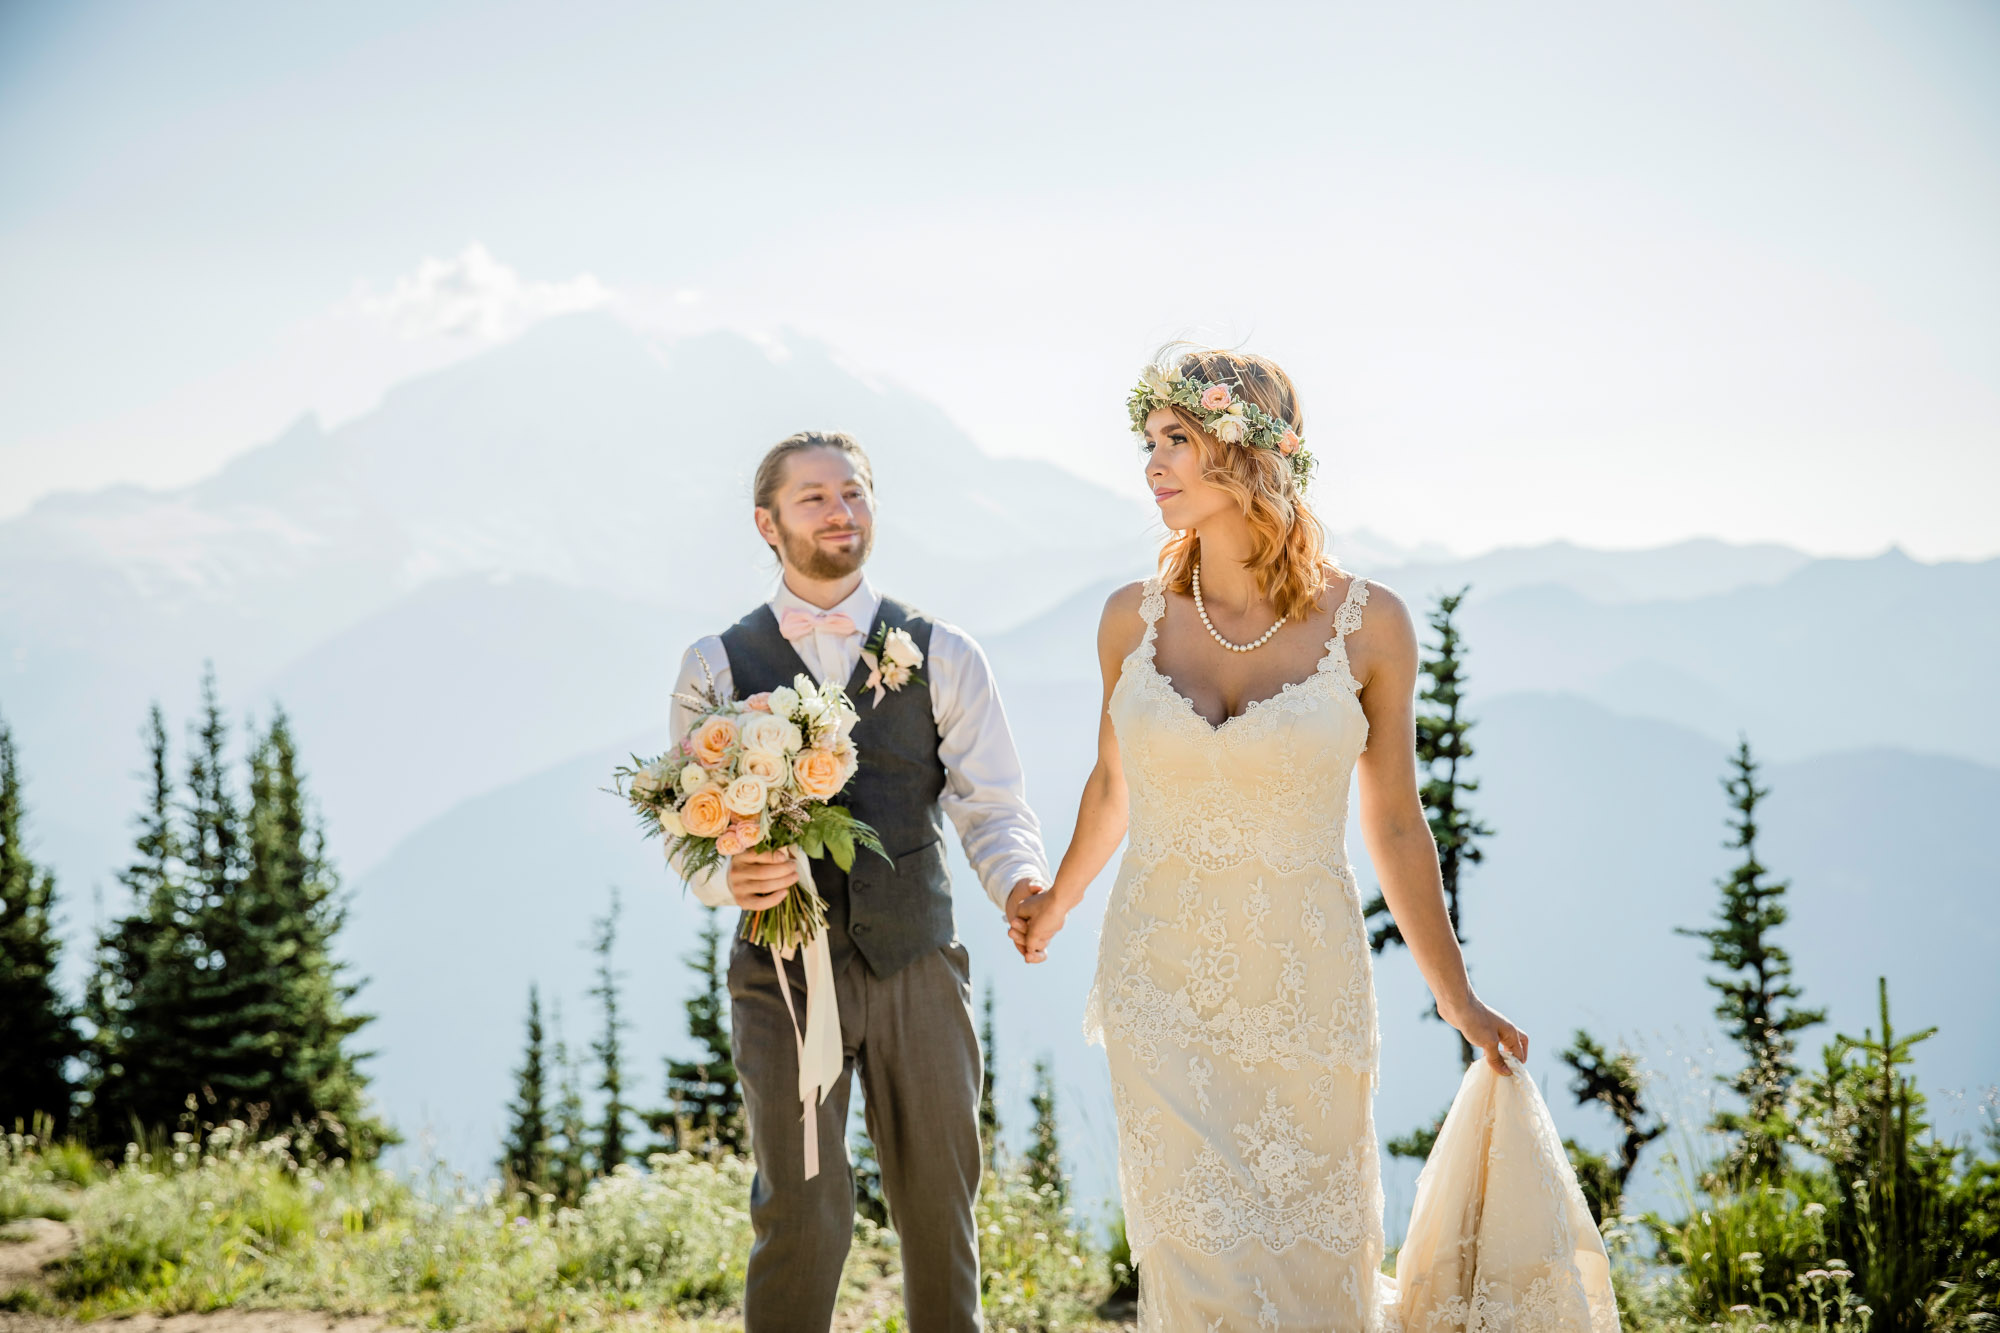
[719, 597, 953, 979]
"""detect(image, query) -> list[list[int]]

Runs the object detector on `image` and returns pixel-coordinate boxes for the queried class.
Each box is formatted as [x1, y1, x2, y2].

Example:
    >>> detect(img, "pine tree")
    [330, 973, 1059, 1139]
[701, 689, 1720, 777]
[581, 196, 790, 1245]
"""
[548, 1003, 591, 1206]
[657, 907, 742, 1156]
[1677, 737, 1824, 1178]
[978, 986, 1000, 1170]
[499, 984, 552, 1198]
[1025, 1056, 1065, 1203]
[88, 684, 379, 1152]
[590, 890, 629, 1174]
[0, 715, 80, 1131]
[1558, 1029, 1662, 1222]
[238, 707, 378, 1149]
[1364, 587, 1492, 1069]
[86, 703, 198, 1141]
[176, 666, 257, 1113]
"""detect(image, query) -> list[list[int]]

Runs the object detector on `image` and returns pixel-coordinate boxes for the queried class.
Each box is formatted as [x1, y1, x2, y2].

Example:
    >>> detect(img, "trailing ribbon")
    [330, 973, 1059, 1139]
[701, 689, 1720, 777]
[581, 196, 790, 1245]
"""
[767, 844, 843, 1180]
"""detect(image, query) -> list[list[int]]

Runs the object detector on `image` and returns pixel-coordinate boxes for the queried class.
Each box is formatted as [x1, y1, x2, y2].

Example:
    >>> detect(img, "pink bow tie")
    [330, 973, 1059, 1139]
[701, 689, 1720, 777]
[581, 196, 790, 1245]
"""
[779, 608, 858, 642]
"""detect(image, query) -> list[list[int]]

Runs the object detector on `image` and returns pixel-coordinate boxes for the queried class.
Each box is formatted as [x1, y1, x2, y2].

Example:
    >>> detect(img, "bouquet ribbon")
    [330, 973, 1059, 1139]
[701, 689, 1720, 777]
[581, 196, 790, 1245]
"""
[768, 843, 843, 1180]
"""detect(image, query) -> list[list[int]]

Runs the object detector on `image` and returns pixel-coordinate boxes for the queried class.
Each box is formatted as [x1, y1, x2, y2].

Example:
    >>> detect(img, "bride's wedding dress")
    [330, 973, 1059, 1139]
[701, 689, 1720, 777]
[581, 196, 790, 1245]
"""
[1085, 576, 1619, 1332]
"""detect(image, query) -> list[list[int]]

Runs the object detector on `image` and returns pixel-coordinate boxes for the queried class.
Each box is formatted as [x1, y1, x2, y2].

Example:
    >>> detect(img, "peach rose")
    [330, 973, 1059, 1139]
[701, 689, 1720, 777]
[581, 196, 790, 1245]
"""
[1278, 430, 1300, 456]
[744, 692, 773, 712]
[716, 820, 762, 856]
[793, 748, 845, 800]
[691, 714, 739, 769]
[680, 786, 730, 838]
[1199, 384, 1232, 411]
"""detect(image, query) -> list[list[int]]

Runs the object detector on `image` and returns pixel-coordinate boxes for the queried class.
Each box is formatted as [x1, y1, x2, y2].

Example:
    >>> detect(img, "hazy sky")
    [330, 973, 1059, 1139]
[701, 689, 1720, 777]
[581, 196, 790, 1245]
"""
[3, 1, 1996, 557]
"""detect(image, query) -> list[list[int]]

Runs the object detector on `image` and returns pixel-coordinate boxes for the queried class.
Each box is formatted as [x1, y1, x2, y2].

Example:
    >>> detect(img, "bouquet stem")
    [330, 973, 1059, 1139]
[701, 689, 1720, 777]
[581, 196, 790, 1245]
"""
[737, 873, 830, 951]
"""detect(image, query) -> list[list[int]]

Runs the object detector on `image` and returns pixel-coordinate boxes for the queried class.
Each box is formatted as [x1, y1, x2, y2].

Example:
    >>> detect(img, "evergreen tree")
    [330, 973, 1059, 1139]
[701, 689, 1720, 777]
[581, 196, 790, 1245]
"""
[589, 890, 629, 1173]
[1025, 1056, 1065, 1203]
[1794, 981, 1983, 1333]
[1558, 1029, 1662, 1222]
[88, 684, 379, 1152]
[548, 1003, 591, 1206]
[238, 707, 378, 1148]
[979, 986, 1000, 1170]
[0, 715, 79, 1131]
[175, 667, 256, 1113]
[499, 984, 552, 1197]
[86, 703, 197, 1140]
[1385, 1112, 1447, 1163]
[1364, 587, 1492, 1069]
[657, 908, 742, 1156]
[1677, 737, 1824, 1178]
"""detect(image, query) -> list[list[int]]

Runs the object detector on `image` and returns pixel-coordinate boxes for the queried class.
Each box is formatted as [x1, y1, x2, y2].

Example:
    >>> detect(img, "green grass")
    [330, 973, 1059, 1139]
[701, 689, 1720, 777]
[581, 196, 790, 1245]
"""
[0, 1125, 1118, 1332]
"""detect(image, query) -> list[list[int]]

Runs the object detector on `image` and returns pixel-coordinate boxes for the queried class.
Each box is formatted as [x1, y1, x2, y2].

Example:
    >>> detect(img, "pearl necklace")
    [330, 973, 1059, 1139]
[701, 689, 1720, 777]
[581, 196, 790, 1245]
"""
[1192, 562, 1286, 652]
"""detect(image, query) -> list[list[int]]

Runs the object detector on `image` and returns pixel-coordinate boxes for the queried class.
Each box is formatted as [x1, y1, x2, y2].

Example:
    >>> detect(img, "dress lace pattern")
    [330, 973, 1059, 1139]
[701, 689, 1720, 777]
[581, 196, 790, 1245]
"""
[1090, 574, 1620, 1332]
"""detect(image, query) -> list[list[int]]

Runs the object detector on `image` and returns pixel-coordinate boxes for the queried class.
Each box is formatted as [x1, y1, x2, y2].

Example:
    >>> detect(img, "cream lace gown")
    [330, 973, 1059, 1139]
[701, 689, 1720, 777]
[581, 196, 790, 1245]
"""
[1085, 576, 1619, 1333]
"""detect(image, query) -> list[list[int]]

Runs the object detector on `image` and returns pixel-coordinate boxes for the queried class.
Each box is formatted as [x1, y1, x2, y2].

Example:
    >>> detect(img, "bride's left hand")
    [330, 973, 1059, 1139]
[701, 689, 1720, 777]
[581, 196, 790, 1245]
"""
[1445, 997, 1528, 1076]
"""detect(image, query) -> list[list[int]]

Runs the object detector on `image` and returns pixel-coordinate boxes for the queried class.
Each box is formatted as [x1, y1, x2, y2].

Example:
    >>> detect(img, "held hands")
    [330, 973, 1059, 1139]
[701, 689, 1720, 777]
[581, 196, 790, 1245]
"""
[1005, 880, 1069, 964]
[1442, 995, 1529, 1076]
[727, 849, 798, 911]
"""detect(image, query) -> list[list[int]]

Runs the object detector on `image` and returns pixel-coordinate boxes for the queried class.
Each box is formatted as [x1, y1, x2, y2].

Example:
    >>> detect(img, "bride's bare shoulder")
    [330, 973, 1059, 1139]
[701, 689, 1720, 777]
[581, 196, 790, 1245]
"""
[1098, 580, 1151, 658]
[1338, 573, 1418, 683]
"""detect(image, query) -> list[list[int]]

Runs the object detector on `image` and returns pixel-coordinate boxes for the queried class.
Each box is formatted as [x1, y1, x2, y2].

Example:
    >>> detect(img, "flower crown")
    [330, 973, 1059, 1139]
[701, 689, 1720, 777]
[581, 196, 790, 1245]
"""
[1127, 362, 1314, 484]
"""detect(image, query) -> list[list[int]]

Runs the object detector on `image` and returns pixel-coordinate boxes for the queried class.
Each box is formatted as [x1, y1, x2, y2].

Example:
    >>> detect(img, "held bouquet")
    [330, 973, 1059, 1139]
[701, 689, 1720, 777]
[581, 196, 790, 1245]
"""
[619, 656, 883, 952]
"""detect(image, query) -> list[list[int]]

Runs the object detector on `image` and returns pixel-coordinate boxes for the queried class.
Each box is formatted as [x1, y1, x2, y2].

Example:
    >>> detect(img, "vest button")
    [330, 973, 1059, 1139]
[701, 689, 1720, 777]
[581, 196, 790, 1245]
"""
[850, 922, 870, 935]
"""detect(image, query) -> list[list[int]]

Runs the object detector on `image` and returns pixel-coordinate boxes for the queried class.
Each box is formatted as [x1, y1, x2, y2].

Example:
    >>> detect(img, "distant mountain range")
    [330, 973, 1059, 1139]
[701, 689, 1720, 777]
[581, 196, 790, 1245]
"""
[2, 311, 1992, 1223]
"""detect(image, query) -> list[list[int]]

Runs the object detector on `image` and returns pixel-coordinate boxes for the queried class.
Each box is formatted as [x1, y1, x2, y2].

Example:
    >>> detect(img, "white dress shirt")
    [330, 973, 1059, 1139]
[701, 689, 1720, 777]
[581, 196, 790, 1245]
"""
[668, 576, 1051, 913]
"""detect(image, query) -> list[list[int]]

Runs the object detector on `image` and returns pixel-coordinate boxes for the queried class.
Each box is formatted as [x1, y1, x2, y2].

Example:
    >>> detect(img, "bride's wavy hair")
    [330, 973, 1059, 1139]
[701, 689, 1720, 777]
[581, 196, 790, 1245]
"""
[1150, 344, 1335, 623]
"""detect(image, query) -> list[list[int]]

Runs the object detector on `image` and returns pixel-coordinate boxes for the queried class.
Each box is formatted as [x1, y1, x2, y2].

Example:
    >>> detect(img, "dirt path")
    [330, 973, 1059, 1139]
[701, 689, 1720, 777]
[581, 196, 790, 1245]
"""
[0, 1218, 75, 1300]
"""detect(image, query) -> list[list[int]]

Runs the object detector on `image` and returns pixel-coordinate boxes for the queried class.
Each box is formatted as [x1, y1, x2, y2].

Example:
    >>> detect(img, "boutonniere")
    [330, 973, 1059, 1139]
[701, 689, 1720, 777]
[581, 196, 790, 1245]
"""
[860, 624, 925, 705]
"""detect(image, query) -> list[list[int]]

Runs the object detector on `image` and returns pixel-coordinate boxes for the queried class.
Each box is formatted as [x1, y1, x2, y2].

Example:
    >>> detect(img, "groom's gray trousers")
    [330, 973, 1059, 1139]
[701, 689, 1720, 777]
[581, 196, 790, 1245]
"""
[729, 933, 983, 1332]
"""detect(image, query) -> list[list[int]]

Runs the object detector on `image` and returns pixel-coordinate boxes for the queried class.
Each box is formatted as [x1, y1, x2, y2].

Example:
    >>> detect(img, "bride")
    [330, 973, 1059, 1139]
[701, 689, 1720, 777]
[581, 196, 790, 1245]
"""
[1010, 346, 1617, 1332]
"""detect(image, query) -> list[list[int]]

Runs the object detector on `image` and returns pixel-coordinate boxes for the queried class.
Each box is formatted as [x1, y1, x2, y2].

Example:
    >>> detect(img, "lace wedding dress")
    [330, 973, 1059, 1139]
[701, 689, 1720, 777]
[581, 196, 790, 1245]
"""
[1084, 575, 1619, 1333]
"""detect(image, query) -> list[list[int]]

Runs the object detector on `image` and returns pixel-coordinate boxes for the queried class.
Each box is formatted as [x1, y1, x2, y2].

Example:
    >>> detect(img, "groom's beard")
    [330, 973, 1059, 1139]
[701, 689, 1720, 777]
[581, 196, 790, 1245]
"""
[775, 516, 873, 580]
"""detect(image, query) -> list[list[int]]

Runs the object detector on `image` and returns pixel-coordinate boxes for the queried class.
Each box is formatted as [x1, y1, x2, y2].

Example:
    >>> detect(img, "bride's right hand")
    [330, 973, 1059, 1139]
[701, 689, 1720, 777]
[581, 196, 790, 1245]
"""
[1445, 997, 1529, 1076]
[1007, 887, 1070, 964]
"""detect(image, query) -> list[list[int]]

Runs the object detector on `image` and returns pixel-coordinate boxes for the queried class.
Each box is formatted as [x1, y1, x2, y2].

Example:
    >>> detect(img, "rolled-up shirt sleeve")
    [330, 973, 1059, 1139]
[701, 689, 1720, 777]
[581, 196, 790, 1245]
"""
[669, 637, 734, 908]
[928, 622, 1051, 912]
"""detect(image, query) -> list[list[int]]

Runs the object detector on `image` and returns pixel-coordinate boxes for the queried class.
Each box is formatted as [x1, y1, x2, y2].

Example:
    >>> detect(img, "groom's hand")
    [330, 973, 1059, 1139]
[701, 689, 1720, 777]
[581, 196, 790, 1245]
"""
[1008, 884, 1069, 964]
[1003, 879, 1042, 922]
[727, 849, 797, 911]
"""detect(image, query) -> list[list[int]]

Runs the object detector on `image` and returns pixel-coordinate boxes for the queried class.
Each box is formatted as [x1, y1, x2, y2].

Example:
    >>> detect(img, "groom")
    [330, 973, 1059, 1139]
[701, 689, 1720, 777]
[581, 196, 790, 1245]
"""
[668, 430, 1050, 1332]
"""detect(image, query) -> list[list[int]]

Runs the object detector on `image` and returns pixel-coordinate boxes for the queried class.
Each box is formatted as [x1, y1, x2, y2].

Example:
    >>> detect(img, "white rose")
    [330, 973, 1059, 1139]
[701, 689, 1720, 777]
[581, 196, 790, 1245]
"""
[741, 748, 789, 786]
[883, 627, 924, 669]
[741, 713, 793, 754]
[723, 775, 769, 818]
[831, 738, 859, 787]
[658, 805, 686, 838]
[629, 766, 663, 801]
[1212, 416, 1248, 444]
[678, 763, 709, 796]
[768, 685, 800, 719]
